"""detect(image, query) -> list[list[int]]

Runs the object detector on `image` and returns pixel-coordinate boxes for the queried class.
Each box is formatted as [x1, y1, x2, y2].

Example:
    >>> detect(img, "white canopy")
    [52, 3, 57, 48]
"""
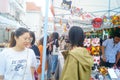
[0, 15, 22, 28]
[52, 0, 120, 32]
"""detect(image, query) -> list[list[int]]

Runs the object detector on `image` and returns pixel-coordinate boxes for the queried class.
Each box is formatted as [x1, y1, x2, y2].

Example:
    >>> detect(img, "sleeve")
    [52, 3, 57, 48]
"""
[38, 45, 43, 64]
[118, 44, 120, 52]
[32, 45, 40, 57]
[0, 50, 6, 75]
[102, 39, 108, 47]
[60, 55, 78, 80]
[35, 46, 40, 57]
[29, 49, 37, 68]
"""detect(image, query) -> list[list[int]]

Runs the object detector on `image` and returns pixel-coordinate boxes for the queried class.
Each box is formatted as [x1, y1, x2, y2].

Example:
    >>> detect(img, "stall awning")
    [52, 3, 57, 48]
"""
[0, 15, 22, 28]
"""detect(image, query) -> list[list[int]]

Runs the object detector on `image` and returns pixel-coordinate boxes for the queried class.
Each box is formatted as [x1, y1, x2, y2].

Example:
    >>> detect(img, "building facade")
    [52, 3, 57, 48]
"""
[0, 0, 26, 43]
[22, 2, 43, 41]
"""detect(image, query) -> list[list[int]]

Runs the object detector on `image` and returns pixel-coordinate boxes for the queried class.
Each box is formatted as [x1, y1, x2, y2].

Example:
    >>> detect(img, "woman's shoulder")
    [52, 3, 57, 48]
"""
[38, 45, 43, 48]
[25, 48, 36, 57]
[69, 47, 89, 57]
[70, 47, 87, 53]
[1, 48, 12, 53]
[0, 48, 13, 57]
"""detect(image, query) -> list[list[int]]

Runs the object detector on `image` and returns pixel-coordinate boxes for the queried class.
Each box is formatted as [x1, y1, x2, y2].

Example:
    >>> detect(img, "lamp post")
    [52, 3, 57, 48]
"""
[41, 0, 49, 80]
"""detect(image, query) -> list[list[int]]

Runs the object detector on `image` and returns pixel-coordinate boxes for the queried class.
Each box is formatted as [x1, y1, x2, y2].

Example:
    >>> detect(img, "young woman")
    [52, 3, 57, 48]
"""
[37, 37, 49, 80]
[29, 31, 40, 58]
[0, 27, 37, 80]
[29, 31, 40, 80]
[60, 26, 93, 80]
[51, 32, 59, 75]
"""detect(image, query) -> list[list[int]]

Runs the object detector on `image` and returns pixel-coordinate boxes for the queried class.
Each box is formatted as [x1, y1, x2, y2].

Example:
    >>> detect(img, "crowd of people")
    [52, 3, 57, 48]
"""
[0, 26, 120, 80]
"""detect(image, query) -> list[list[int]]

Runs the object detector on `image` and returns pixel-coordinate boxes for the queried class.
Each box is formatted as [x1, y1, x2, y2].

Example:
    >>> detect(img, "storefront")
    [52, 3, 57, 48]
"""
[0, 15, 22, 48]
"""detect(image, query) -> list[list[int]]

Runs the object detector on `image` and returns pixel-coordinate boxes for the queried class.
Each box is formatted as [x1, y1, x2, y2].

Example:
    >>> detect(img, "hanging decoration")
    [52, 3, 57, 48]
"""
[50, 0, 55, 16]
[63, 22, 70, 32]
[6, 28, 11, 32]
[61, 0, 72, 9]
[71, 7, 83, 16]
[102, 16, 112, 26]
[92, 18, 103, 28]
[111, 15, 120, 25]
[50, 5, 55, 16]
[66, 22, 70, 29]
[68, 16, 73, 26]
[80, 13, 94, 21]
[85, 13, 92, 18]
[84, 38, 91, 48]
[63, 24, 67, 32]
[103, 16, 107, 22]
[59, 19, 62, 25]
[84, 38, 100, 71]
[54, 24, 56, 31]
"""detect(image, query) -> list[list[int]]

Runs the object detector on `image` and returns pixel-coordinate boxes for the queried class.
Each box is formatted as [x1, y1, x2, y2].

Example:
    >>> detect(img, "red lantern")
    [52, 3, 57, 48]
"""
[92, 18, 103, 28]
[50, 5, 55, 16]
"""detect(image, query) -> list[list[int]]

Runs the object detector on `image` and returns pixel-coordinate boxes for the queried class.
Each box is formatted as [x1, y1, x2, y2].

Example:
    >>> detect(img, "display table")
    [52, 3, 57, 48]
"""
[91, 71, 111, 80]
[91, 68, 120, 80]
[55, 51, 120, 80]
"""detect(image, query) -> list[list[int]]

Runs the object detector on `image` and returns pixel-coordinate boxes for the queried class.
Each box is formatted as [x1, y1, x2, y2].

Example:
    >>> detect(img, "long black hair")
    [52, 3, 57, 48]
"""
[9, 27, 29, 47]
[52, 32, 59, 48]
[29, 31, 35, 45]
[69, 26, 85, 47]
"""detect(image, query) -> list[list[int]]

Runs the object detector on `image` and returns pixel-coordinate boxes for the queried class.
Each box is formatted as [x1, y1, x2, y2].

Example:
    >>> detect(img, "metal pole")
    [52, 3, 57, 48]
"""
[41, 0, 49, 80]
[108, 0, 111, 18]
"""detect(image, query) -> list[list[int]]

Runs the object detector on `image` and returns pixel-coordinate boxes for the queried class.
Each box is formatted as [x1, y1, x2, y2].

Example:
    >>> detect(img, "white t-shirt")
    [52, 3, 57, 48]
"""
[0, 48, 37, 80]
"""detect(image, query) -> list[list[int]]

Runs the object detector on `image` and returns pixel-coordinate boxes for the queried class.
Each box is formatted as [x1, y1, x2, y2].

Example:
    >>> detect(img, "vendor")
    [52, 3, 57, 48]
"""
[101, 30, 120, 68]
[115, 52, 120, 68]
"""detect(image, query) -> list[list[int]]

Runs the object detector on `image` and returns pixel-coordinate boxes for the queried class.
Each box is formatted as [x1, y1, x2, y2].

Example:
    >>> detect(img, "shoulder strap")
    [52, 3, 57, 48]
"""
[22, 49, 29, 80]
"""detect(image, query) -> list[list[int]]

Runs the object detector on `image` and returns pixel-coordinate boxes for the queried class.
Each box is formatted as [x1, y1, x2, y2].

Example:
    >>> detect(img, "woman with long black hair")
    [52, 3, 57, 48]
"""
[50, 32, 59, 79]
[60, 26, 93, 80]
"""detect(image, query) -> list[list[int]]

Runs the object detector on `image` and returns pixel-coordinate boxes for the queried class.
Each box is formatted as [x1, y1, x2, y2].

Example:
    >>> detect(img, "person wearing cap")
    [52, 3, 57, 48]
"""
[101, 30, 120, 68]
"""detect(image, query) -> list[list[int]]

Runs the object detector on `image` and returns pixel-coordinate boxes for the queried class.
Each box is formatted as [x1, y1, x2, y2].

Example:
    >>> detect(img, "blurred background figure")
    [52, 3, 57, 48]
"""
[50, 32, 60, 79]
[29, 31, 40, 59]
[37, 36, 49, 80]
[29, 31, 40, 80]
